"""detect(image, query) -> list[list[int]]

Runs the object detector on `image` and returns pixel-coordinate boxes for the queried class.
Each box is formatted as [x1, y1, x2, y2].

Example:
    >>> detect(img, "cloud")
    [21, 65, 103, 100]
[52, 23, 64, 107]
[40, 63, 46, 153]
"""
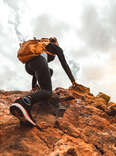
[80, 64, 105, 82]
[3, 0, 25, 11]
[78, 5, 111, 52]
[4, 0, 27, 41]
[73, 1, 116, 55]
[31, 14, 70, 39]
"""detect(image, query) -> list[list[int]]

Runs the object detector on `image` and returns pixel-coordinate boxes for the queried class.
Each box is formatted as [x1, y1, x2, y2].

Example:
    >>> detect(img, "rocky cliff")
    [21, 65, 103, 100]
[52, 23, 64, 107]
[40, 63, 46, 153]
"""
[0, 83, 116, 156]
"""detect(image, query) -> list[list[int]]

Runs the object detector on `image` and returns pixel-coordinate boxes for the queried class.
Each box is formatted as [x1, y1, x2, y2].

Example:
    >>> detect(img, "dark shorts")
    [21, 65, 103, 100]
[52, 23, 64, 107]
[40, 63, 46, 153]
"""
[25, 56, 52, 91]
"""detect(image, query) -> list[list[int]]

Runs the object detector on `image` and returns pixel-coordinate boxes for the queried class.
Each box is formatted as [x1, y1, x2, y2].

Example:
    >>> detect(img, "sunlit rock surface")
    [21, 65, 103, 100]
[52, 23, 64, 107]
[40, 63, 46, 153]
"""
[0, 83, 116, 156]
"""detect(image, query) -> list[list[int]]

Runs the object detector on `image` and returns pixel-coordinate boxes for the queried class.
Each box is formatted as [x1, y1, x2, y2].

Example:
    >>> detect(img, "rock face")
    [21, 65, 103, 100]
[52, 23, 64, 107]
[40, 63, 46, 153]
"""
[0, 84, 116, 156]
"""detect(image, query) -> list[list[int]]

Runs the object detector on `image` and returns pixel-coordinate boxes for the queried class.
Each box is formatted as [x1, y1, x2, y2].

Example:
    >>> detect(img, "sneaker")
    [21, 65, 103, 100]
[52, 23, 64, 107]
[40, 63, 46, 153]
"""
[10, 97, 36, 126]
[20, 120, 35, 128]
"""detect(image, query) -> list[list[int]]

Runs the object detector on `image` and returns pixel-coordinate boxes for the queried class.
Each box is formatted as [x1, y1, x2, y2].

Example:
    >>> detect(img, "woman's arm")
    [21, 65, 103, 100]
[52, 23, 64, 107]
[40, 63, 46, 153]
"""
[46, 43, 75, 84]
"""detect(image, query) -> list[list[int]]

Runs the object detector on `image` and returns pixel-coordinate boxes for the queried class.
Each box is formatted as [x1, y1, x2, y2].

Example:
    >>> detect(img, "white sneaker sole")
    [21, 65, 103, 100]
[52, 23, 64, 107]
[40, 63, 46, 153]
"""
[10, 103, 36, 126]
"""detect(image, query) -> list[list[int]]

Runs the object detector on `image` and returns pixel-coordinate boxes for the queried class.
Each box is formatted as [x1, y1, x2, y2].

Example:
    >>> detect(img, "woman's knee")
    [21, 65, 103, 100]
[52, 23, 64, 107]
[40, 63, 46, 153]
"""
[25, 63, 34, 75]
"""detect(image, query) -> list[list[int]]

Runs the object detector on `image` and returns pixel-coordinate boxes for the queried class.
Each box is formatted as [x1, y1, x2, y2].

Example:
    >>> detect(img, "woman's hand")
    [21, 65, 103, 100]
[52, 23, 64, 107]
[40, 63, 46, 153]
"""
[72, 81, 78, 88]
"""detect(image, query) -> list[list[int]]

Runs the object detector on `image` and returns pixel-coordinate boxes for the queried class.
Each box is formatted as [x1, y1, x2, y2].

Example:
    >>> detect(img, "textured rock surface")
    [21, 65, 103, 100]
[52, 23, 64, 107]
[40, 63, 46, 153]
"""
[0, 84, 116, 156]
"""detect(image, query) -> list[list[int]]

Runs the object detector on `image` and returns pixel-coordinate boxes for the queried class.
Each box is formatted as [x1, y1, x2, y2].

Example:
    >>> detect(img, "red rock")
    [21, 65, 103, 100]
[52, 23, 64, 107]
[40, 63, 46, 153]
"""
[0, 83, 116, 156]
[96, 92, 110, 104]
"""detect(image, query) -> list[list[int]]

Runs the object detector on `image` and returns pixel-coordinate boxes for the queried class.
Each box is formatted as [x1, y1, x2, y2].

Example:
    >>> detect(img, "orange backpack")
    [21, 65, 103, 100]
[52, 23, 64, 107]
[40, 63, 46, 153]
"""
[17, 38, 56, 63]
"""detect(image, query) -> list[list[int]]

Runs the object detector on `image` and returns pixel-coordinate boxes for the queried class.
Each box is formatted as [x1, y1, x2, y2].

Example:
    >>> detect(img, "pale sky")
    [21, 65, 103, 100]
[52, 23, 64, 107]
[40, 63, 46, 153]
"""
[0, 0, 116, 102]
